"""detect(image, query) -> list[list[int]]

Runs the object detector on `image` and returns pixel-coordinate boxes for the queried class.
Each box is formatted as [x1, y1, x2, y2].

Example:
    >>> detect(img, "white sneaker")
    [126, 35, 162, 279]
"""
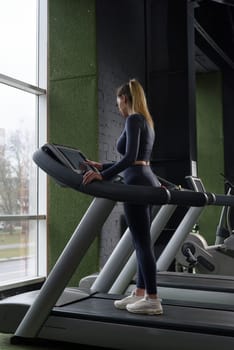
[126, 296, 163, 315]
[114, 291, 143, 310]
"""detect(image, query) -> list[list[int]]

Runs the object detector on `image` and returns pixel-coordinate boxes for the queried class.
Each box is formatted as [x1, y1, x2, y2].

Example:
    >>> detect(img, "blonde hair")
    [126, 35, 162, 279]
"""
[117, 79, 154, 128]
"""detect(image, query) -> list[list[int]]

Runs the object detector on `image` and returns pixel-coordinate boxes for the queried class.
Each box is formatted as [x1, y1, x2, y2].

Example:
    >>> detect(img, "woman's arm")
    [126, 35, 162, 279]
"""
[100, 115, 141, 180]
[83, 115, 142, 184]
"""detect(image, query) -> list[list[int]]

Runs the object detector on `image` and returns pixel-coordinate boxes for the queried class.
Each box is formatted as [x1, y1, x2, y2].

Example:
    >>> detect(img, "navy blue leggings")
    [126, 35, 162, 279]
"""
[123, 165, 161, 295]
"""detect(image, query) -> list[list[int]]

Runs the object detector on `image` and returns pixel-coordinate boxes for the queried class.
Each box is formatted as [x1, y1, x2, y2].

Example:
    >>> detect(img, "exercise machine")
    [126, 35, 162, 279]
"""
[1, 144, 234, 350]
[176, 175, 234, 275]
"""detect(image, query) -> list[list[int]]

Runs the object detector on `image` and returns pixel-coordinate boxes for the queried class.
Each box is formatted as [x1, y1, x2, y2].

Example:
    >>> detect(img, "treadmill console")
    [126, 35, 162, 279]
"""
[185, 176, 206, 193]
[42, 143, 98, 174]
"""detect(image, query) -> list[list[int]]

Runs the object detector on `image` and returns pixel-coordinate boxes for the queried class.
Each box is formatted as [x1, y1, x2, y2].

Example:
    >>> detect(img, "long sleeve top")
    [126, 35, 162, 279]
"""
[101, 114, 155, 180]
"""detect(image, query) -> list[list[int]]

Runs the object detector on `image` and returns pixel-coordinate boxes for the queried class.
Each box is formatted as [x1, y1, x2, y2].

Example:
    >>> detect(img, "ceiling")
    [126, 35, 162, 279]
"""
[193, 0, 234, 72]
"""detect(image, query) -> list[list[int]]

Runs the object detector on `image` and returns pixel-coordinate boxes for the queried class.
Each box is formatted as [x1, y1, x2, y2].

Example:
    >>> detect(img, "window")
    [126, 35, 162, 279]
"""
[0, 0, 47, 288]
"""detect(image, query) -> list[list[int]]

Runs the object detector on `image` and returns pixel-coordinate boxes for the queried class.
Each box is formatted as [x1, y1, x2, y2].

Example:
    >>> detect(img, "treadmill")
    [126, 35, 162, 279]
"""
[1, 143, 234, 350]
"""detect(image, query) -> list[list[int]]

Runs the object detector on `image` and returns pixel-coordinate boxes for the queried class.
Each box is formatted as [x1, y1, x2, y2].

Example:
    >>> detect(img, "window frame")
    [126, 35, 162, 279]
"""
[0, 0, 47, 290]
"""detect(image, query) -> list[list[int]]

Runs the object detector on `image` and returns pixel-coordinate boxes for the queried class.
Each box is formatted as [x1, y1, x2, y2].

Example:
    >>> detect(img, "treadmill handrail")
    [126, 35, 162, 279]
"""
[33, 145, 234, 208]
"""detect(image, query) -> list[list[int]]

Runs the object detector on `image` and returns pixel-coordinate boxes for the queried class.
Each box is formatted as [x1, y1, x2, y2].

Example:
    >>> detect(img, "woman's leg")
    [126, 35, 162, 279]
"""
[124, 202, 157, 296]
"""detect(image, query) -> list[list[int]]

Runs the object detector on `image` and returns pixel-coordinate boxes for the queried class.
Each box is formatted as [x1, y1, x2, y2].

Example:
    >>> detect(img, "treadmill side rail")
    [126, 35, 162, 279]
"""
[14, 197, 115, 338]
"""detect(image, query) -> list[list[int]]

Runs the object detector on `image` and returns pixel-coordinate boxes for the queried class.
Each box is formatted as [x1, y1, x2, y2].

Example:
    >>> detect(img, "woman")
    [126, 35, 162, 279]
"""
[83, 79, 163, 315]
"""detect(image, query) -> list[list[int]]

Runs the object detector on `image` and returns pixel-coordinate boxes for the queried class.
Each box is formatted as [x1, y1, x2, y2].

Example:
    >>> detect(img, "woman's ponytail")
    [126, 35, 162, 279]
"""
[129, 79, 154, 128]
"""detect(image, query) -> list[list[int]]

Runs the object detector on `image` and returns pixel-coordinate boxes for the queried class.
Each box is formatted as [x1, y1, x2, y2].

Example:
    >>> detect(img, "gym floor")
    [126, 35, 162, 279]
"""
[0, 333, 107, 350]
[0, 333, 53, 350]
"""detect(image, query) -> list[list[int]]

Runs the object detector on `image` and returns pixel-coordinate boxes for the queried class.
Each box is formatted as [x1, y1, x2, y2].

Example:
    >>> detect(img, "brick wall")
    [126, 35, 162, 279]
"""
[96, 0, 146, 266]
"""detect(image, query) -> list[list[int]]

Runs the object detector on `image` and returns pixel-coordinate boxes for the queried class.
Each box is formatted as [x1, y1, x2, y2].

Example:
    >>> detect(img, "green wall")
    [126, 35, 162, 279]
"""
[196, 72, 224, 243]
[48, 0, 99, 285]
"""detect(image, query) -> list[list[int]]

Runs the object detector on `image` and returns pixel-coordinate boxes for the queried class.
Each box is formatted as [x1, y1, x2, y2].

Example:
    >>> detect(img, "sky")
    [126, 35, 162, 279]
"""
[0, 0, 37, 83]
[0, 0, 37, 133]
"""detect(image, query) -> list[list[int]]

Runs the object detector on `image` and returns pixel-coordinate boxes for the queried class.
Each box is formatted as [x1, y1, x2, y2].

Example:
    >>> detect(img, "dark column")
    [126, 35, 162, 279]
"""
[222, 69, 234, 229]
[223, 69, 234, 182]
[96, 0, 146, 266]
[147, 0, 197, 186]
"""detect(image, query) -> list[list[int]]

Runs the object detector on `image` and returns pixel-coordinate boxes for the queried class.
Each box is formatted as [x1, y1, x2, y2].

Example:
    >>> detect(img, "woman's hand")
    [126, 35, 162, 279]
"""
[82, 170, 103, 185]
[84, 160, 103, 171]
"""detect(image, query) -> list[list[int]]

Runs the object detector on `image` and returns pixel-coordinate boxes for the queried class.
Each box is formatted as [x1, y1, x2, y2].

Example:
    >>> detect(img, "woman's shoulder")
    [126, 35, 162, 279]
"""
[127, 113, 144, 124]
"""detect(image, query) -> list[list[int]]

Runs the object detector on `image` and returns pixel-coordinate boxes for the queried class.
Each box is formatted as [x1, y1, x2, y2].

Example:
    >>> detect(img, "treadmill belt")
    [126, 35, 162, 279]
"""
[157, 272, 234, 292]
[52, 294, 234, 337]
